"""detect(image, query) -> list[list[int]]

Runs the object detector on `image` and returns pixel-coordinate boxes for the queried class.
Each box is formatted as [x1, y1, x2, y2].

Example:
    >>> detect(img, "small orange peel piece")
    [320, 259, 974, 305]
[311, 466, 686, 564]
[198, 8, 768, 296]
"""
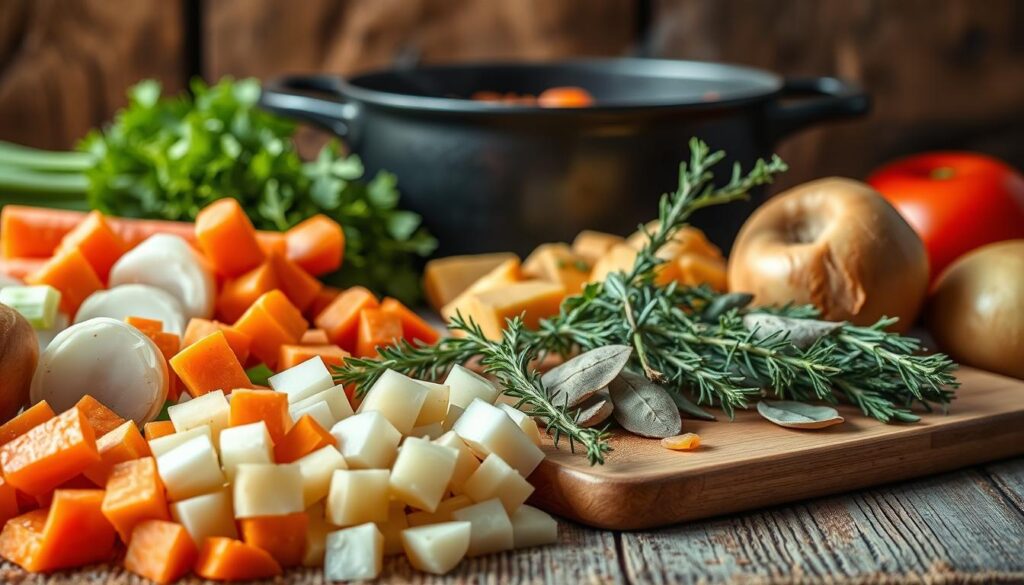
[661, 433, 701, 451]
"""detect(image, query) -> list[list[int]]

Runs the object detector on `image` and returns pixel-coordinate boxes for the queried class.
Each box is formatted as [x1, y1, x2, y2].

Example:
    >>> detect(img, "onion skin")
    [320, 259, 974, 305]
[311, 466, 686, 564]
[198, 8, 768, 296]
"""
[927, 240, 1024, 379]
[728, 178, 929, 332]
[0, 304, 38, 422]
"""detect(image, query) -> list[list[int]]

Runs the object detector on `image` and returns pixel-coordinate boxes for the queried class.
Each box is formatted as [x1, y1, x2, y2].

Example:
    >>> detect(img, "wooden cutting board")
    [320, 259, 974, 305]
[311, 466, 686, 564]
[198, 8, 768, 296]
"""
[528, 366, 1024, 530]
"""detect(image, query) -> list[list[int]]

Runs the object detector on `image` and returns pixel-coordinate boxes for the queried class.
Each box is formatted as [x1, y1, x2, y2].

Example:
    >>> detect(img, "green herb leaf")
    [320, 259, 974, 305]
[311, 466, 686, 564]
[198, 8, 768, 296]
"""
[756, 400, 845, 429]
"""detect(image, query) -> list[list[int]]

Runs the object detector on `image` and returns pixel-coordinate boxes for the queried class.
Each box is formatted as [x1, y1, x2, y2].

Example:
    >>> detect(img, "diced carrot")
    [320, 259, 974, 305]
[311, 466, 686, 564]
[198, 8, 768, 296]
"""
[355, 307, 403, 358]
[229, 390, 291, 445]
[274, 415, 336, 464]
[300, 328, 330, 345]
[314, 286, 379, 352]
[56, 210, 126, 282]
[0, 489, 116, 572]
[0, 257, 46, 280]
[170, 331, 251, 397]
[144, 421, 176, 441]
[238, 512, 308, 567]
[278, 344, 349, 371]
[0, 476, 19, 526]
[83, 420, 151, 486]
[308, 286, 342, 319]
[285, 214, 344, 276]
[381, 297, 441, 345]
[194, 537, 283, 581]
[233, 291, 306, 369]
[125, 520, 198, 584]
[0, 401, 55, 447]
[216, 261, 279, 323]
[269, 250, 323, 312]
[258, 232, 288, 257]
[0, 408, 99, 496]
[195, 199, 266, 278]
[74, 395, 127, 437]
[125, 315, 164, 335]
[183, 318, 252, 364]
[25, 248, 103, 317]
[101, 457, 170, 542]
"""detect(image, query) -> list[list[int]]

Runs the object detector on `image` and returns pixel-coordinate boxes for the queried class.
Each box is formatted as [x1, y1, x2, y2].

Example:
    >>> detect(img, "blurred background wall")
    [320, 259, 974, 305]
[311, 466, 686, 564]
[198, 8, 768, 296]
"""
[1, 0, 1022, 187]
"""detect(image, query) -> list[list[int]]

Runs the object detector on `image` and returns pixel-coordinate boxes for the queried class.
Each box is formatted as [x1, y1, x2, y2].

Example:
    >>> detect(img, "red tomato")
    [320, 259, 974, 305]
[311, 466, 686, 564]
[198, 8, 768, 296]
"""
[867, 152, 1024, 281]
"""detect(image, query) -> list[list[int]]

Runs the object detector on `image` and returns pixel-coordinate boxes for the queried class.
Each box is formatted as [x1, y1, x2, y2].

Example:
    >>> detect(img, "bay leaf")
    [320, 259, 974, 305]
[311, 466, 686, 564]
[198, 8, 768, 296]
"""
[743, 313, 844, 350]
[668, 391, 716, 421]
[574, 389, 614, 428]
[702, 292, 754, 322]
[756, 400, 845, 429]
[608, 371, 682, 438]
[542, 345, 632, 408]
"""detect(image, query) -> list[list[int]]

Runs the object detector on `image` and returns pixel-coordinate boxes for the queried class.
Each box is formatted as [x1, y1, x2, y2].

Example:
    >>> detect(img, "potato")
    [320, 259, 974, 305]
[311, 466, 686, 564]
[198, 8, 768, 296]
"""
[0, 304, 37, 421]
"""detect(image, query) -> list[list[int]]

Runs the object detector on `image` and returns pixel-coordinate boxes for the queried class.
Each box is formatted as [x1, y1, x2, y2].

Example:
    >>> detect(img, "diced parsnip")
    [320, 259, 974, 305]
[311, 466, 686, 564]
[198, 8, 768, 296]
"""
[148, 425, 212, 458]
[171, 487, 239, 543]
[453, 399, 544, 478]
[356, 369, 427, 435]
[219, 422, 273, 481]
[302, 502, 337, 567]
[402, 521, 472, 575]
[511, 505, 558, 549]
[423, 252, 517, 311]
[379, 501, 408, 556]
[323, 523, 383, 582]
[295, 445, 348, 507]
[457, 281, 565, 341]
[452, 498, 514, 557]
[288, 385, 353, 424]
[462, 453, 535, 514]
[442, 404, 465, 432]
[233, 463, 304, 518]
[329, 412, 401, 469]
[0, 285, 60, 329]
[268, 357, 334, 403]
[497, 403, 542, 446]
[522, 242, 591, 296]
[571, 230, 625, 264]
[326, 469, 389, 526]
[415, 382, 450, 426]
[155, 434, 226, 502]
[433, 431, 480, 495]
[168, 389, 230, 441]
[389, 437, 458, 513]
[408, 422, 443, 440]
[444, 365, 499, 410]
[288, 400, 335, 431]
[407, 495, 473, 527]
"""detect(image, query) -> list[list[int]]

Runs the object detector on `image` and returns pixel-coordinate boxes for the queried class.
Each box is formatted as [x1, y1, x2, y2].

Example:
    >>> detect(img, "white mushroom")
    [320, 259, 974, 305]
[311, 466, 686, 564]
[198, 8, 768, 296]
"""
[31, 317, 168, 424]
[109, 234, 216, 320]
[76, 284, 187, 336]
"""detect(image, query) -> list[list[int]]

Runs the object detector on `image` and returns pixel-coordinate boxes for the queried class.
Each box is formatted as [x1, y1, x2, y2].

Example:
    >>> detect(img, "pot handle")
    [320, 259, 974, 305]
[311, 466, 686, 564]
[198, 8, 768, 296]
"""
[259, 75, 356, 136]
[766, 77, 871, 142]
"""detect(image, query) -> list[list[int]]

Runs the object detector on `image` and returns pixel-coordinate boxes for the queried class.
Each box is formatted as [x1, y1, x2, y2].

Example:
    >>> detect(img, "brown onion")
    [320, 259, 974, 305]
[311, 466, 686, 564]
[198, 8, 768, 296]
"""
[0, 304, 38, 422]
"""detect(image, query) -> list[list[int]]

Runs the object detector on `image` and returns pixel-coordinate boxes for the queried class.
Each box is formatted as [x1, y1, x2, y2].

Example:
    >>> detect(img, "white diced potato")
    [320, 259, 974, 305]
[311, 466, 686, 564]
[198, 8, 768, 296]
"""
[330, 412, 401, 469]
[327, 469, 390, 527]
[379, 501, 409, 557]
[462, 453, 535, 514]
[148, 425, 212, 458]
[290, 400, 335, 430]
[218, 421, 273, 481]
[289, 385, 353, 423]
[453, 399, 544, 477]
[296, 445, 348, 507]
[389, 437, 458, 513]
[511, 504, 558, 549]
[407, 495, 473, 527]
[401, 521, 472, 575]
[497, 403, 542, 446]
[452, 498, 514, 557]
[233, 463, 304, 518]
[168, 389, 230, 441]
[433, 431, 480, 494]
[156, 433, 226, 502]
[268, 356, 334, 403]
[442, 404, 465, 432]
[171, 487, 238, 543]
[444, 365, 499, 410]
[356, 369, 428, 435]
[408, 422, 443, 440]
[302, 502, 338, 568]
[415, 382, 450, 426]
[324, 523, 384, 581]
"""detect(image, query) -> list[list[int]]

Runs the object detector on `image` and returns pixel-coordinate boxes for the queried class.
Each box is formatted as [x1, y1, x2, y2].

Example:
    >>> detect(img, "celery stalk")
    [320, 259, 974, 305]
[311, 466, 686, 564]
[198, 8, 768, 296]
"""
[0, 285, 61, 329]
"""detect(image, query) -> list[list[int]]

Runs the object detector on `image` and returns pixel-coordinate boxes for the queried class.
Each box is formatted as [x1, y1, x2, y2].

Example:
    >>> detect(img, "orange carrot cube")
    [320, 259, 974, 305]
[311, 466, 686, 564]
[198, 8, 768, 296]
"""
[274, 415, 336, 464]
[269, 250, 323, 312]
[314, 286, 379, 351]
[74, 395, 127, 437]
[286, 214, 344, 276]
[229, 390, 292, 445]
[0, 489, 116, 572]
[183, 318, 252, 364]
[381, 297, 441, 345]
[82, 420, 151, 486]
[195, 198, 265, 277]
[238, 512, 309, 567]
[0, 476, 19, 526]
[101, 457, 170, 542]
[194, 537, 283, 581]
[57, 210, 126, 282]
[278, 344, 349, 372]
[144, 421, 176, 441]
[308, 286, 342, 319]
[301, 328, 330, 345]
[0, 408, 99, 496]
[0, 401, 55, 447]
[124, 520, 198, 584]
[216, 261, 279, 323]
[233, 291, 307, 369]
[355, 307, 403, 358]
[125, 315, 164, 335]
[170, 330, 251, 397]
[26, 248, 103, 317]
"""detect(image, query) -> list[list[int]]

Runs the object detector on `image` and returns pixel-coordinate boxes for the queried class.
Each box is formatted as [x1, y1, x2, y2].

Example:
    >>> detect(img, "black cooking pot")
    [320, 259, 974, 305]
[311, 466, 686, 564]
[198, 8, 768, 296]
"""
[260, 59, 869, 256]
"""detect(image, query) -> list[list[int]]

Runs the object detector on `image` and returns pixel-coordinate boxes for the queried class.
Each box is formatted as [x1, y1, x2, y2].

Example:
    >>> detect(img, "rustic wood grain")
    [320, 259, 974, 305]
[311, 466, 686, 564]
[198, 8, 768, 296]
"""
[530, 367, 1024, 530]
[0, 0, 185, 150]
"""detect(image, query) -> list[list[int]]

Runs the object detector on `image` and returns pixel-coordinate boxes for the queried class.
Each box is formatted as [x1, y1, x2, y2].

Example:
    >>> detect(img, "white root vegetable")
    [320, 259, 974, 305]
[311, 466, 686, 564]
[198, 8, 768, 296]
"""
[31, 317, 167, 423]
[109, 234, 216, 320]
[75, 284, 187, 336]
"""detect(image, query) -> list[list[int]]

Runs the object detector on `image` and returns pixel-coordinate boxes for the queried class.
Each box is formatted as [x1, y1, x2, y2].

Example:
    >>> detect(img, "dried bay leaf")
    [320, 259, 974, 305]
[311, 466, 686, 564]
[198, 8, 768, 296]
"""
[668, 391, 716, 421]
[573, 390, 614, 428]
[702, 292, 754, 322]
[743, 313, 844, 350]
[608, 371, 682, 438]
[542, 345, 632, 408]
[756, 400, 845, 429]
